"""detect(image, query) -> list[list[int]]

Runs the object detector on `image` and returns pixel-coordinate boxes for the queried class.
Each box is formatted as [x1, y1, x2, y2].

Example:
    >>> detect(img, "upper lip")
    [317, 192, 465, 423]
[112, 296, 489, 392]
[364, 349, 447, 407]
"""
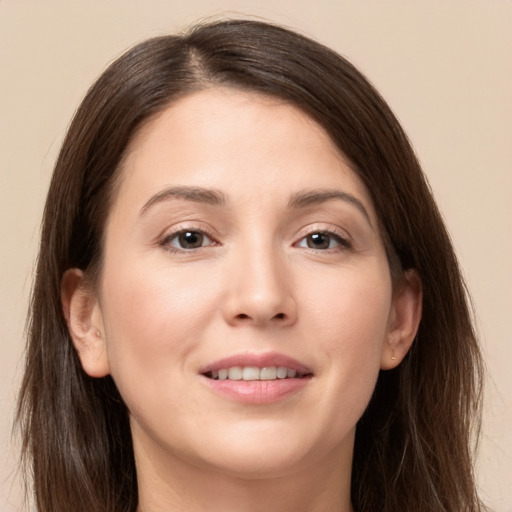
[199, 351, 312, 375]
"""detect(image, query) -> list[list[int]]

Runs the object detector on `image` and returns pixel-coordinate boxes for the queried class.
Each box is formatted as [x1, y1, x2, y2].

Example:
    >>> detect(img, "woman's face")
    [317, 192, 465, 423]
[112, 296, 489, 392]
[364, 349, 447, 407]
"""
[71, 88, 415, 480]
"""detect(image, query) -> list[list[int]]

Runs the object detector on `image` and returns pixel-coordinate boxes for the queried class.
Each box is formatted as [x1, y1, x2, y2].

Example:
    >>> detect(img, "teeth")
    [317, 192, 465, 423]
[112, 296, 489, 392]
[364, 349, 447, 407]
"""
[208, 366, 305, 381]
[242, 366, 260, 380]
[260, 366, 277, 380]
[228, 367, 242, 380]
[276, 366, 288, 379]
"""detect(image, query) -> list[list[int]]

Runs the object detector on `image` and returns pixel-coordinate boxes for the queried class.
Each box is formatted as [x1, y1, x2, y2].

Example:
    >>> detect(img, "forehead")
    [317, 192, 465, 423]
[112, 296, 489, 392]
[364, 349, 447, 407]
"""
[114, 87, 376, 219]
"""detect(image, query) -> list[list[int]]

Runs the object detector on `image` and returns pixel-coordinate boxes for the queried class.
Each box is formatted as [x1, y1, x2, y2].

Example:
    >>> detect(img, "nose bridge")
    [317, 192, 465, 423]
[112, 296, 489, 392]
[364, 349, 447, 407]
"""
[224, 235, 297, 327]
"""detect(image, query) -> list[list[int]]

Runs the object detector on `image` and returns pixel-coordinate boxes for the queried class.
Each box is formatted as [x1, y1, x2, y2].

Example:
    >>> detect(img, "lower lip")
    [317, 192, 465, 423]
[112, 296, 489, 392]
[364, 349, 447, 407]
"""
[202, 376, 310, 404]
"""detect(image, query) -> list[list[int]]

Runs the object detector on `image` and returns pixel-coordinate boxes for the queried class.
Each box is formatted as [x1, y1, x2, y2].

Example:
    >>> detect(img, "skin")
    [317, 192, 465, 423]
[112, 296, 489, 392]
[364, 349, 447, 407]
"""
[63, 88, 422, 512]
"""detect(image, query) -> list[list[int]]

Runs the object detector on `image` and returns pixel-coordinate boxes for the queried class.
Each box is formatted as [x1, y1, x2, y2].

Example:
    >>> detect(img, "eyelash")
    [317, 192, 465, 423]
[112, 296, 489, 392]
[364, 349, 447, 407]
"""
[159, 227, 219, 253]
[159, 227, 352, 253]
[294, 230, 352, 252]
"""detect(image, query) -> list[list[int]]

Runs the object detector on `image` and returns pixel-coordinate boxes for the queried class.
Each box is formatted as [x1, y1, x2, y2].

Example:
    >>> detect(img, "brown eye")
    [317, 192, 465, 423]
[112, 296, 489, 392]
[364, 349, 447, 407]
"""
[164, 230, 214, 251]
[306, 232, 331, 249]
[296, 231, 351, 251]
[178, 231, 204, 249]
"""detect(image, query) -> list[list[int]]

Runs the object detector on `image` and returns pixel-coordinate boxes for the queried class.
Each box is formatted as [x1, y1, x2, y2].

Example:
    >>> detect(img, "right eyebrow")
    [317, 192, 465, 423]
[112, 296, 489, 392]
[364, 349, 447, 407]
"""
[139, 186, 226, 216]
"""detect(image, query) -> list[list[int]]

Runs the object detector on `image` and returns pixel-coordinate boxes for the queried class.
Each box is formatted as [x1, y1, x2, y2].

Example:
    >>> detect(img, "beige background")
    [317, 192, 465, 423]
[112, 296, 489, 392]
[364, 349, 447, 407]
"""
[1, 1, 510, 511]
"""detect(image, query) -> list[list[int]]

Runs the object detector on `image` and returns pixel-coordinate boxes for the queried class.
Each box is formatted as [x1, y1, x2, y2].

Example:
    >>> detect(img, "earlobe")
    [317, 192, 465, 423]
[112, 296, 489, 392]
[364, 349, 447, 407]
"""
[61, 268, 110, 378]
[381, 269, 423, 370]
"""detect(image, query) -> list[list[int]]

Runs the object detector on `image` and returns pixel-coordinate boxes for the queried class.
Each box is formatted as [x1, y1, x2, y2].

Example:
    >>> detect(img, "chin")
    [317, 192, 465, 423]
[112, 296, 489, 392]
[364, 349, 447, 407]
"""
[181, 422, 345, 480]
[200, 448, 311, 480]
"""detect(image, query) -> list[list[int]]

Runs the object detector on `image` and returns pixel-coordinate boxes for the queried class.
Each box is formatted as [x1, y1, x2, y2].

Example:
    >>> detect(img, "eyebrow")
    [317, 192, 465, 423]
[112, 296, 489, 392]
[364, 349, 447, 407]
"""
[140, 186, 226, 215]
[140, 185, 373, 228]
[288, 189, 373, 227]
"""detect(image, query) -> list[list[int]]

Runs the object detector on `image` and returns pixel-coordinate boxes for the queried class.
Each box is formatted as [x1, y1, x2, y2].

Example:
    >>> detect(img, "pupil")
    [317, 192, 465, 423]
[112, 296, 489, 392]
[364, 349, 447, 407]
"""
[308, 232, 330, 249]
[179, 231, 203, 248]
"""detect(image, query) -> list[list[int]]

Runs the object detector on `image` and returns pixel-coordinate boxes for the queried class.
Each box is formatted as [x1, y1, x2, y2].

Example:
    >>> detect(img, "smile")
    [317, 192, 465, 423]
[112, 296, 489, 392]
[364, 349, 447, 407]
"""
[200, 352, 313, 404]
[205, 366, 309, 381]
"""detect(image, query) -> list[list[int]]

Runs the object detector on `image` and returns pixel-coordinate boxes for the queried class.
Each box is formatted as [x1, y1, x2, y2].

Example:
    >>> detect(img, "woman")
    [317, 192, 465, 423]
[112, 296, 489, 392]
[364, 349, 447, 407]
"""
[17, 19, 485, 512]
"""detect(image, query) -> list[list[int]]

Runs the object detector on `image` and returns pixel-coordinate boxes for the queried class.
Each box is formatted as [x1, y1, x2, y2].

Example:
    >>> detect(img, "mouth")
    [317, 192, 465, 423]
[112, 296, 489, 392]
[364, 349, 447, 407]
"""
[199, 352, 313, 404]
[203, 366, 312, 381]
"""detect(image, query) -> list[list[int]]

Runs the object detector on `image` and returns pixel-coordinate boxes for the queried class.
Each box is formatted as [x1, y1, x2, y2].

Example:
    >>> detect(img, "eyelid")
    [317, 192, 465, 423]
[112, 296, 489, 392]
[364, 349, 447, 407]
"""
[293, 225, 353, 250]
[156, 222, 353, 253]
[158, 224, 220, 252]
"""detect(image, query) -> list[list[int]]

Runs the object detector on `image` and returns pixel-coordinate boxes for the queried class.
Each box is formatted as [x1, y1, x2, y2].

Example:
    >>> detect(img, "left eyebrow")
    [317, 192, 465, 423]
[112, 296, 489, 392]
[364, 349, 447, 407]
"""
[288, 189, 374, 229]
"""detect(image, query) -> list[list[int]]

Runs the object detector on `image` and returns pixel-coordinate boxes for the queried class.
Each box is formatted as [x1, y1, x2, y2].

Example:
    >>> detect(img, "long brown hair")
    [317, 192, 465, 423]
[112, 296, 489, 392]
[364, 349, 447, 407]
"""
[17, 19, 485, 511]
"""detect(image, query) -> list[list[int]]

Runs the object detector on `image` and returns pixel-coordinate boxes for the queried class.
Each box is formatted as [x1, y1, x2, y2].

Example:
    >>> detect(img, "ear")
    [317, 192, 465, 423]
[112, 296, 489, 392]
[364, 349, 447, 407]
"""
[61, 268, 110, 378]
[381, 269, 423, 370]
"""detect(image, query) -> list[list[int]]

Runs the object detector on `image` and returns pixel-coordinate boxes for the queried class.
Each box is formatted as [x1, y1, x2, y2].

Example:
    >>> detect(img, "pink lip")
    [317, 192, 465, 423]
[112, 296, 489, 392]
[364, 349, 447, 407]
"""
[199, 352, 313, 405]
[199, 351, 311, 375]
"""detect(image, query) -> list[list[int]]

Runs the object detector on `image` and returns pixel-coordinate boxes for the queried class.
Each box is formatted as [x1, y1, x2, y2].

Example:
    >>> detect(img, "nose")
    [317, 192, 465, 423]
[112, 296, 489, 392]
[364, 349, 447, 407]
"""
[222, 245, 298, 328]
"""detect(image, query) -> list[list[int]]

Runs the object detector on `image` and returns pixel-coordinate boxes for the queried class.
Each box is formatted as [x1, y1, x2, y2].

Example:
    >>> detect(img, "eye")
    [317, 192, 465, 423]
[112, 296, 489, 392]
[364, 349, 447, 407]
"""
[163, 230, 216, 250]
[296, 231, 350, 250]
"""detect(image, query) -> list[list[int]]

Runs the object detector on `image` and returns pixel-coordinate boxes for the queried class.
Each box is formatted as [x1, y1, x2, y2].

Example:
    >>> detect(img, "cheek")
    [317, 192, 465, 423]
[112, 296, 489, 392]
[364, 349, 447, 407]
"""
[98, 258, 221, 394]
[303, 266, 392, 416]
[305, 263, 392, 351]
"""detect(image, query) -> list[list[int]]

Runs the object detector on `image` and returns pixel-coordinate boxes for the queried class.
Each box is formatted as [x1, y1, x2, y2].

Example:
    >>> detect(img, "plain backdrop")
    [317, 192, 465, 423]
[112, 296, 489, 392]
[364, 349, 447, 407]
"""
[1, 1, 511, 511]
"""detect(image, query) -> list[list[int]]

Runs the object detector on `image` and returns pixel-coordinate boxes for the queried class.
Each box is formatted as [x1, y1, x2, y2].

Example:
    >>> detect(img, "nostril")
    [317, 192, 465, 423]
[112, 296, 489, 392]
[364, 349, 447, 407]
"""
[274, 313, 285, 320]
[236, 313, 250, 320]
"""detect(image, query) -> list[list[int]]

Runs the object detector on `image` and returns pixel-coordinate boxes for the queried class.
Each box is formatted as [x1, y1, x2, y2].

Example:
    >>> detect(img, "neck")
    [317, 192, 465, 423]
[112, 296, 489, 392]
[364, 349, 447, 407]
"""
[134, 434, 354, 512]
